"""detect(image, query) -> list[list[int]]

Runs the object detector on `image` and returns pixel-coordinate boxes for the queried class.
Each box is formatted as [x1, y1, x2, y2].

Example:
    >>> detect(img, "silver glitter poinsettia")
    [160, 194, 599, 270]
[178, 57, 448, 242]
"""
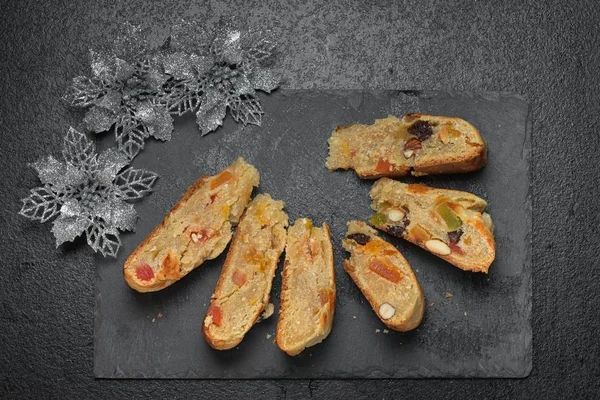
[64, 20, 280, 158]
[160, 19, 280, 135]
[19, 127, 158, 257]
[64, 23, 173, 159]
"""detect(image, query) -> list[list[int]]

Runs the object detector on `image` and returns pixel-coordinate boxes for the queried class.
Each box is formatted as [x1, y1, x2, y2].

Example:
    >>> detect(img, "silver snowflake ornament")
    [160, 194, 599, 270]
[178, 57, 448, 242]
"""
[19, 127, 158, 257]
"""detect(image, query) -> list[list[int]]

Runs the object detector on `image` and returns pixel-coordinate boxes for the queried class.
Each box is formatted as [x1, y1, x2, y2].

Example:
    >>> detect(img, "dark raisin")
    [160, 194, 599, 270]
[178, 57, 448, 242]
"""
[346, 233, 371, 246]
[408, 120, 433, 141]
[402, 214, 411, 228]
[448, 229, 463, 244]
[386, 225, 406, 237]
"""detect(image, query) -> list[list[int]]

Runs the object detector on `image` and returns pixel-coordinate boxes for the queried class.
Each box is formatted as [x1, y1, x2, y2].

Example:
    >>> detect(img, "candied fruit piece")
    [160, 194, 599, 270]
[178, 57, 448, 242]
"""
[369, 259, 403, 283]
[436, 203, 462, 231]
[207, 305, 223, 327]
[232, 269, 247, 288]
[135, 263, 154, 281]
[369, 213, 388, 227]
[410, 224, 431, 243]
[375, 159, 396, 174]
[210, 170, 233, 189]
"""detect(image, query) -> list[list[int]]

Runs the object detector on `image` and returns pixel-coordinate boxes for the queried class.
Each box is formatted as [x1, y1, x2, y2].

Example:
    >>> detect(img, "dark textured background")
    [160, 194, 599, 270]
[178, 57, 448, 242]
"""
[0, 0, 598, 398]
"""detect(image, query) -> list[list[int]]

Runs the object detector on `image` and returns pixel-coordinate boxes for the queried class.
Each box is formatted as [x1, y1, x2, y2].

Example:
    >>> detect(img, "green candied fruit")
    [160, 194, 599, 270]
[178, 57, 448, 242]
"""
[436, 203, 462, 231]
[369, 213, 387, 227]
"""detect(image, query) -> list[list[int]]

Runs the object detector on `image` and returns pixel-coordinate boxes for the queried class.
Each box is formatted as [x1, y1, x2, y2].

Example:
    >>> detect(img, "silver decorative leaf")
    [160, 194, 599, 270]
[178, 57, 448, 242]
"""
[248, 68, 280, 93]
[227, 94, 263, 126]
[94, 199, 137, 232]
[84, 106, 117, 133]
[134, 102, 173, 141]
[162, 78, 203, 115]
[114, 168, 158, 200]
[115, 116, 149, 159]
[114, 58, 136, 82]
[96, 148, 129, 184]
[196, 102, 227, 135]
[20, 186, 61, 223]
[63, 127, 97, 168]
[51, 214, 90, 247]
[85, 222, 121, 257]
[31, 156, 66, 186]
[211, 25, 244, 65]
[60, 198, 85, 218]
[90, 50, 115, 80]
[64, 76, 104, 107]
[162, 52, 197, 80]
[233, 73, 255, 96]
[196, 88, 228, 135]
[31, 156, 87, 189]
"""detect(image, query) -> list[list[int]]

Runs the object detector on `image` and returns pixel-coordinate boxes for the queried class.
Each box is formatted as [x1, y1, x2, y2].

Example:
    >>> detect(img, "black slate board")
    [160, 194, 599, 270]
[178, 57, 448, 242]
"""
[94, 90, 531, 379]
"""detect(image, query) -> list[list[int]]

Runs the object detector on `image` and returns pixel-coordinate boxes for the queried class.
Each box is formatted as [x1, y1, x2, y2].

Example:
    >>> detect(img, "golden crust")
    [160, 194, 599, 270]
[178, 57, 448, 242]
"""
[326, 113, 487, 178]
[370, 178, 496, 273]
[203, 194, 288, 350]
[342, 221, 424, 332]
[276, 220, 336, 356]
[123, 158, 260, 293]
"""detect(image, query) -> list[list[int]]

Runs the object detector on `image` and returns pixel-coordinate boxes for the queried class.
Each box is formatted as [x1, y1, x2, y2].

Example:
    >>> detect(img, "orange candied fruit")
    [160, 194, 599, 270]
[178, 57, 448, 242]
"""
[207, 304, 223, 327]
[210, 170, 233, 189]
[369, 259, 403, 283]
[362, 240, 397, 256]
[232, 269, 247, 288]
[318, 289, 331, 306]
[406, 184, 432, 194]
[375, 159, 396, 174]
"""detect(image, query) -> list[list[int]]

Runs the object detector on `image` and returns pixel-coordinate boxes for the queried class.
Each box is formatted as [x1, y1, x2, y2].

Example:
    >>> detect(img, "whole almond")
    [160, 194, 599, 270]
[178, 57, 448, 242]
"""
[425, 239, 452, 256]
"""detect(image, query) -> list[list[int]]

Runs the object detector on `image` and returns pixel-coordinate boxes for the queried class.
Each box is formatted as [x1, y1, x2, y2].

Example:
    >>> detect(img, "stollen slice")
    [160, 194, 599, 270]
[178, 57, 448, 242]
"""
[326, 114, 487, 178]
[369, 178, 495, 273]
[276, 218, 335, 356]
[203, 193, 288, 350]
[124, 157, 259, 292]
[342, 220, 424, 332]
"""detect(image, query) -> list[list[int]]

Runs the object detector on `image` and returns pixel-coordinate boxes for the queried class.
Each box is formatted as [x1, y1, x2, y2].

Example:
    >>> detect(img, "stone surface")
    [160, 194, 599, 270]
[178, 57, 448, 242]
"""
[95, 90, 530, 379]
[0, 0, 599, 398]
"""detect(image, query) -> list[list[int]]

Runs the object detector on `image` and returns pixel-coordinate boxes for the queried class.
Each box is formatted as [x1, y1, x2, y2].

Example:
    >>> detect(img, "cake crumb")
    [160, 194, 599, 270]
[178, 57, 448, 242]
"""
[266, 333, 272, 339]
[383, 329, 389, 334]
[158, 312, 164, 318]
[375, 329, 381, 333]
[445, 292, 453, 298]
